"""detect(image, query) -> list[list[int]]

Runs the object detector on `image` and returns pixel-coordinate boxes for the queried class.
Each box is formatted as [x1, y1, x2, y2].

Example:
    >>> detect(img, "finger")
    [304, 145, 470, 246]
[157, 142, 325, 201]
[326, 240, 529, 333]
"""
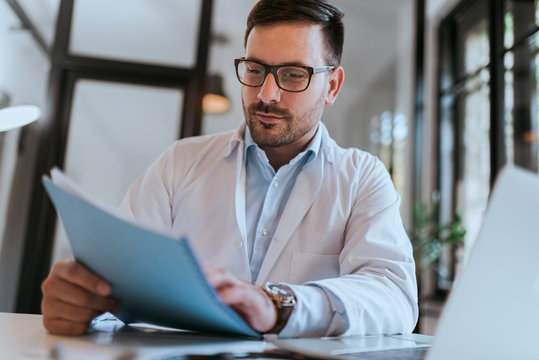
[42, 276, 119, 313]
[217, 285, 276, 332]
[50, 260, 111, 296]
[216, 283, 249, 305]
[41, 296, 100, 323]
[205, 267, 243, 289]
[218, 284, 272, 311]
[42, 317, 91, 336]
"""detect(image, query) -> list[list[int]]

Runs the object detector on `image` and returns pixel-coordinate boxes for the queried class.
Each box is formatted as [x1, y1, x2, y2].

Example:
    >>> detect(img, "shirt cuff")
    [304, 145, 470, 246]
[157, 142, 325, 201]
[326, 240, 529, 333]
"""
[278, 283, 345, 338]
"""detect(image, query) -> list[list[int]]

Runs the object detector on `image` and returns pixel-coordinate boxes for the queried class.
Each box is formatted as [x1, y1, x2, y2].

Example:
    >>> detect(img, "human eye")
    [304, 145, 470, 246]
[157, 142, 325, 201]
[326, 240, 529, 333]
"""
[279, 67, 308, 82]
[246, 62, 264, 76]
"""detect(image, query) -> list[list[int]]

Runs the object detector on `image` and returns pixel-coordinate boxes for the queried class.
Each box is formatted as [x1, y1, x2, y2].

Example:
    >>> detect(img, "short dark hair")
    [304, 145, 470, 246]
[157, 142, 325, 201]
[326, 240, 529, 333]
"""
[245, 0, 344, 66]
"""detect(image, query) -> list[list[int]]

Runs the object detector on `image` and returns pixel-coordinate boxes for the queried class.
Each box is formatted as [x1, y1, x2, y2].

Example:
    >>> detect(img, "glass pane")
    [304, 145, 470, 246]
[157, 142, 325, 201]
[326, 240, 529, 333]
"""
[439, 95, 455, 224]
[51, 80, 183, 263]
[454, 0, 491, 255]
[459, 83, 491, 254]
[438, 92, 457, 288]
[16, 0, 59, 47]
[504, 7, 514, 49]
[506, 0, 537, 47]
[455, 0, 489, 79]
[463, 21, 489, 75]
[439, 29, 455, 92]
[504, 55, 515, 164]
[70, 0, 200, 67]
[508, 40, 539, 171]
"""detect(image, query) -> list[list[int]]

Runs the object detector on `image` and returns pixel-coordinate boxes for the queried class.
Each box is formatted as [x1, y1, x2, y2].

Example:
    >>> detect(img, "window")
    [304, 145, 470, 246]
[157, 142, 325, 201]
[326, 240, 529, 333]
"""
[14, 0, 213, 314]
[438, 0, 539, 292]
[504, 0, 539, 170]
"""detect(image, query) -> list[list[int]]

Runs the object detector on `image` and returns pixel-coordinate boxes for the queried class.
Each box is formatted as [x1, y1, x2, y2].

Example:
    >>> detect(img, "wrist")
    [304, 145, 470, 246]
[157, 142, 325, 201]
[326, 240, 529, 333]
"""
[260, 282, 297, 334]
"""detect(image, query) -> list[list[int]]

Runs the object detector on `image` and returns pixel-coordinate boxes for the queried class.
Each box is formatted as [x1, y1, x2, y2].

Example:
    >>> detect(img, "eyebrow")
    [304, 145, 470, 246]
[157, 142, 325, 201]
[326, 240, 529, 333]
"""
[243, 57, 309, 67]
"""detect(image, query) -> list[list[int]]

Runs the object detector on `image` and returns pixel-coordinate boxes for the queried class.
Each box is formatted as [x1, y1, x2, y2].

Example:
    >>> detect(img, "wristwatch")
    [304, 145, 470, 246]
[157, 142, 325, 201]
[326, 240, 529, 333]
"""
[261, 282, 297, 334]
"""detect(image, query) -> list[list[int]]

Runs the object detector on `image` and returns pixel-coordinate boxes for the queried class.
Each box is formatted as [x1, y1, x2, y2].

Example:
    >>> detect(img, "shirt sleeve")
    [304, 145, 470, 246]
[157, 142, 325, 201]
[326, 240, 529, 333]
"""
[117, 143, 177, 233]
[278, 283, 347, 338]
[302, 158, 418, 337]
[280, 155, 417, 338]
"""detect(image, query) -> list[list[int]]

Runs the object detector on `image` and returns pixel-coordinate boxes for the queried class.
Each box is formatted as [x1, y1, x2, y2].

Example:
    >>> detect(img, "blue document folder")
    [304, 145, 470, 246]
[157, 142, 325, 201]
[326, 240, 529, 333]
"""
[42, 171, 261, 339]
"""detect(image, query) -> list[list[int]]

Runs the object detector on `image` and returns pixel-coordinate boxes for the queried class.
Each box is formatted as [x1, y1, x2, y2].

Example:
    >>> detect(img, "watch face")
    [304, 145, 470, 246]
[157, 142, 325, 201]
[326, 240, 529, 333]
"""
[265, 283, 296, 306]
[267, 283, 288, 296]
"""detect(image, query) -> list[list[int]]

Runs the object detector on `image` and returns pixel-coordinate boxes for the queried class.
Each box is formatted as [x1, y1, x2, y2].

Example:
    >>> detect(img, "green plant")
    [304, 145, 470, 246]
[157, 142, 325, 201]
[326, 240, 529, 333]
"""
[410, 192, 466, 274]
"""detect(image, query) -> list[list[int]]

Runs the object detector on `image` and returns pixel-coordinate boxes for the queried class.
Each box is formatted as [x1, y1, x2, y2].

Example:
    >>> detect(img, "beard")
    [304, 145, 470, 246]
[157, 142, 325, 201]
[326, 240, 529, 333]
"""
[243, 99, 323, 149]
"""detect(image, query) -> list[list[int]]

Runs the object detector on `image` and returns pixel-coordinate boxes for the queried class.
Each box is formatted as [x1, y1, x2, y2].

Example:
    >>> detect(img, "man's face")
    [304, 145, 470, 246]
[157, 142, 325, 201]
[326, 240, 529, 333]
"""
[242, 23, 332, 150]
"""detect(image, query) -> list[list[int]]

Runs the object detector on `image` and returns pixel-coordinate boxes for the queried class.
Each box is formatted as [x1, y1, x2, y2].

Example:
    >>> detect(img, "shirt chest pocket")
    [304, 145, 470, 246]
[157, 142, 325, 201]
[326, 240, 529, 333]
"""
[287, 252, 340, 284]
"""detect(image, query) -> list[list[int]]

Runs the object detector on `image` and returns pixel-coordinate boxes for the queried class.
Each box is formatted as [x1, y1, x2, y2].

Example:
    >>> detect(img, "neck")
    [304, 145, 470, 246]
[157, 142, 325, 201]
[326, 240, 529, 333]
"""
[263, 146, 302, 172]
[261, 128, 318, 171]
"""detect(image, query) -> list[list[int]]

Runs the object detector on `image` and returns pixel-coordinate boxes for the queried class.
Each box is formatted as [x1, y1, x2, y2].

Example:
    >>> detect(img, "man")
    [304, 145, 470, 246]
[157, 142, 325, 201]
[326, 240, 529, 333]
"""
[41, 0, 418, 338]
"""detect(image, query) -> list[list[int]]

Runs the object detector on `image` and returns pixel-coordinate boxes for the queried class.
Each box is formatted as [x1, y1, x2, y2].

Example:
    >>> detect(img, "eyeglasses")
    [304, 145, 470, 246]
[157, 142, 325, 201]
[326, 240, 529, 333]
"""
[234, 57, 335, 93]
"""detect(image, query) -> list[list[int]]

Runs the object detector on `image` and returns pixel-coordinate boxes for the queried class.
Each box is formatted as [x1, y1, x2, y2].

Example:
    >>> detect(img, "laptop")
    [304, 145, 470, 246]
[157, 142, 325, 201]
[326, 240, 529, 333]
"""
[273, 165, 539, 359]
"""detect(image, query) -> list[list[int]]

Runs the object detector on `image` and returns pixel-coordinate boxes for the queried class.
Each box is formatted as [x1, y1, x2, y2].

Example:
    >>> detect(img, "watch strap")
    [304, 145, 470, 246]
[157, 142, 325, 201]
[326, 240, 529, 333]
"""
[261, 282, 297, 334]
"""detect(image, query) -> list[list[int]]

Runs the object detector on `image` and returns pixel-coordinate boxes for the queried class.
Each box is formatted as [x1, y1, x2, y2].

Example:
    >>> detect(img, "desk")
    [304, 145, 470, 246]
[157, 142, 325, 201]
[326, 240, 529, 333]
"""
[0, 312, 269, 359]
[0, 312, 433, 360]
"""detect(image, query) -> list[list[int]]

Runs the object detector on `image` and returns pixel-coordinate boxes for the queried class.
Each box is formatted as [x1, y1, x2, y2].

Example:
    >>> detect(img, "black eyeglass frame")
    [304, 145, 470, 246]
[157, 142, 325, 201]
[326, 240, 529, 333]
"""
[234, 57, 335, 93]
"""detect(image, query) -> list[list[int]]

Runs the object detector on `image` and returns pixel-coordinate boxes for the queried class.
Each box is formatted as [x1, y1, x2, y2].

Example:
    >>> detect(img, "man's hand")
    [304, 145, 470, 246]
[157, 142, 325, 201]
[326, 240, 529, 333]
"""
[41, 259, 121, 335]
[204, 267, 277, 333]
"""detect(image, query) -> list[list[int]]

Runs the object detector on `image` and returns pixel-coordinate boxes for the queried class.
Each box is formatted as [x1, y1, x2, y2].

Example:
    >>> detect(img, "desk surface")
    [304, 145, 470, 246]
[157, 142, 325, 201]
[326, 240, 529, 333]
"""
[0, 312, 433, 360]
[0, 312, 269, 359]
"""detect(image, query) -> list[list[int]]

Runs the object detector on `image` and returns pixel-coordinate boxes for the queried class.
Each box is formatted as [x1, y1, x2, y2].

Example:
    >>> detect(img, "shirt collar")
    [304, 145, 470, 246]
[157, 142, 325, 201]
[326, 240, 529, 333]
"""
[224, 122, 246, 159]
[243, 125, 257, 158]
[225, 121, 335, 165]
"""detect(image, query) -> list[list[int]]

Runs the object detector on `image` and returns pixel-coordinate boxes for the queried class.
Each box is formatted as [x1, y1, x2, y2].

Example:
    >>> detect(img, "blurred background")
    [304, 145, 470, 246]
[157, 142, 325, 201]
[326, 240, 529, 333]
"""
[0, 0, 537, 335]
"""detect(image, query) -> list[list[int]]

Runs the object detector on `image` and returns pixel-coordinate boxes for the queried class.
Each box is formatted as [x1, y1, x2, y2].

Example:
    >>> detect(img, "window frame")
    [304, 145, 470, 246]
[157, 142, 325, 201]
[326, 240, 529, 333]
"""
[14, 0, 214, 314]
[435, 0, 538, 297]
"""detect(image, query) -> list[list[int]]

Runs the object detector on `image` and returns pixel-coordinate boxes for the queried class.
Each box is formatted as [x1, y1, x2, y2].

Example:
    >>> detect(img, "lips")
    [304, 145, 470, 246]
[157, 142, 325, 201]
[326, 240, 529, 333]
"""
[255, 112, 284, 124]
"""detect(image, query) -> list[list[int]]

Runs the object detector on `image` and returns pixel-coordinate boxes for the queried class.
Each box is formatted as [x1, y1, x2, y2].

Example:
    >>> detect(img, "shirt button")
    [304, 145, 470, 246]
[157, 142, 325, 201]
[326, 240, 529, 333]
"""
[234, 240, 243, 248]
[273, 180, 279, 187]
[262, 228, 268, 236]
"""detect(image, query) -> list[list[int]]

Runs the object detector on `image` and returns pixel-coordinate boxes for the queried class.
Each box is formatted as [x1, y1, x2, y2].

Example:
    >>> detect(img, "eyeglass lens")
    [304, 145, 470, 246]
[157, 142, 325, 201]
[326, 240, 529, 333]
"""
[236, 61, 310, 92]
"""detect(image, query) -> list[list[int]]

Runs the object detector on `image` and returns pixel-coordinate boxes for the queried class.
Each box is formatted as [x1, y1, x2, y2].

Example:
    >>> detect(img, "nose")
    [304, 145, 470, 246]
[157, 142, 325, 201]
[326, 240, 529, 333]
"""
[257, 73, 282, 104]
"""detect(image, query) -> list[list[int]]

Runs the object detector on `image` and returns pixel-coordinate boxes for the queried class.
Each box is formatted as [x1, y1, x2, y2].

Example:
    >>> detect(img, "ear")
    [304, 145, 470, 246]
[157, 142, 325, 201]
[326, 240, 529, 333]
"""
[325, 66, 345, 106]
